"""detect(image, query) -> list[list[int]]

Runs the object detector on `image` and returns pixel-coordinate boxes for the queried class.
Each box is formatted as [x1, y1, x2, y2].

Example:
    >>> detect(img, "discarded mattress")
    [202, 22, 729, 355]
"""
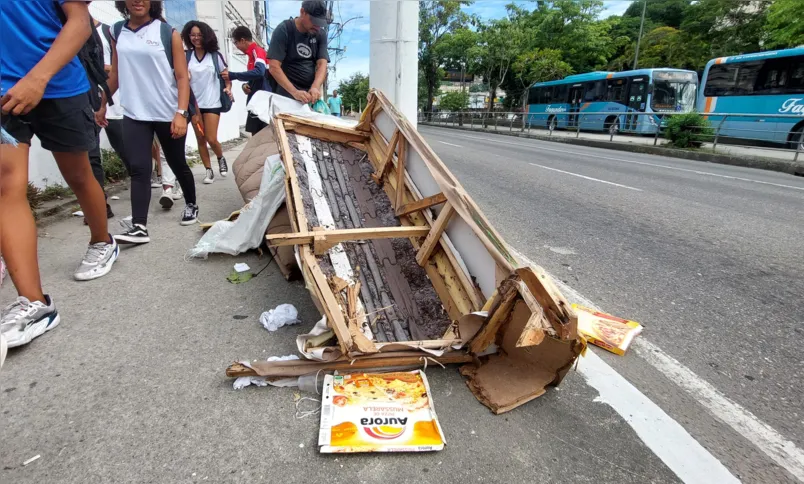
[227, 90, 586, 414]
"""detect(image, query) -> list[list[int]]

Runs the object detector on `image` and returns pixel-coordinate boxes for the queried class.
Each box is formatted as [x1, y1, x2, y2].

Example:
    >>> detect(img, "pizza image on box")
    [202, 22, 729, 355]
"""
[319, 371, 446, 453]
[573, 304, 643, 356]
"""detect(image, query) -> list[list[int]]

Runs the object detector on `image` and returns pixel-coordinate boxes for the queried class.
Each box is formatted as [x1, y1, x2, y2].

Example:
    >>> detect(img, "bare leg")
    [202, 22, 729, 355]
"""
[152, 140, 162, 177]
[0, 143, 45, 303]
[192, 115, 212, 169]
[53, 151, 109, 244]
[202, 112, 223, 159]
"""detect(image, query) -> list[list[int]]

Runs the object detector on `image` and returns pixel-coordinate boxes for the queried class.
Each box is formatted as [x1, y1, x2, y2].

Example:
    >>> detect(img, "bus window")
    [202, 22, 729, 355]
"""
[584, 80, 605, 102]
[756, 55, 804, 94]
[528, 87, 539, 105]
[703, 64, 737, 96]
[652, 71, 697, 112]
[607, 78, 627, 104]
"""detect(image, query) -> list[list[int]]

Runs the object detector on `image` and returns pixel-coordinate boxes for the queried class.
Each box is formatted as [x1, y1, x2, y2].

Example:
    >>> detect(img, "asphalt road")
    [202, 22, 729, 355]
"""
[1, 134, 802, 483]
[420, 125, 804, 482]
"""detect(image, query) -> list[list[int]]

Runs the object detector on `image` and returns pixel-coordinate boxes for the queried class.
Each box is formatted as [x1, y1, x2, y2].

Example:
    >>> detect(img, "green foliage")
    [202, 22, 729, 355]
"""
[27, 182, 43, 214]
[468, 83, 486, 93]
[665, 113, 713, 148]
[40, 184, 72, 202]
[419, 1, 471, 111]
[339, 72, 370, 114]
[101, 149, 128, 183]
[764, 0, 804, 49]
[439, 91, 469, 111]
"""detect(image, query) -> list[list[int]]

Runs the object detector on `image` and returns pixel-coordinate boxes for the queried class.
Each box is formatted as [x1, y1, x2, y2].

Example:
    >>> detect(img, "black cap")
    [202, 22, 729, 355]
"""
[302, 0, 328, 28]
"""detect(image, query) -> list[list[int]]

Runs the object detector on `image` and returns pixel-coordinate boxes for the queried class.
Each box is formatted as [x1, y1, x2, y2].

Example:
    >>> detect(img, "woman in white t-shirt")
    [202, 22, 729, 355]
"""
[182, 21, 233, 184]
[107, 0, 199, 244]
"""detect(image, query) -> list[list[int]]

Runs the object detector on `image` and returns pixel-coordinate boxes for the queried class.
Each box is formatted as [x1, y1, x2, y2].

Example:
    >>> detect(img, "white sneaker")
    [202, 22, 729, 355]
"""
[74, 238, 120, 281]
[0, 296, 60, 348]
[151, 174, 162, 188]
[203, 168, 215, 184]
[172, 185, 184, 200]
[1, 332, 7, 370]
[160, 187, 174, 209]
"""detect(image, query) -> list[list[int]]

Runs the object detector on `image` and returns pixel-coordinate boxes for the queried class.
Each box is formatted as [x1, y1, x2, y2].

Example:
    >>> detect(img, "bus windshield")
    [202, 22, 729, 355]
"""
[652, 71, 697, 112]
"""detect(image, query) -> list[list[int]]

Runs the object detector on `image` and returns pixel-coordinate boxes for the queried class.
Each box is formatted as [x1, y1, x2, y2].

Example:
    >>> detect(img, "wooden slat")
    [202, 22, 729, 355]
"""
[394, 137, 407, 210]
[372, 129, 399, 185]
[277, 113, 369, 141]
[300, 246, 354, 353]
[267, 226, 431, 248]
[274, 119, 308, 231]
[516, 266, 576, 341]
[468, 280, 519, 354]
[416, 203, 455, 266]
[396, 192, 447, 217]
[283, 122, 368, 145]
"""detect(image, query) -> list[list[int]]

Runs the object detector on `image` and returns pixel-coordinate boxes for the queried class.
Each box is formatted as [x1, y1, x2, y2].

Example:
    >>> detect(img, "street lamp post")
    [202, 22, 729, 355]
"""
[633, 0, 647, 69]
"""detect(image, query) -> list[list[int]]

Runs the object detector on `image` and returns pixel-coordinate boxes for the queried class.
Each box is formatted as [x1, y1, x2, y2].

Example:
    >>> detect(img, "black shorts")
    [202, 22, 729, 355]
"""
[1, 92, 96, 152]
[199, 107, 222, 115]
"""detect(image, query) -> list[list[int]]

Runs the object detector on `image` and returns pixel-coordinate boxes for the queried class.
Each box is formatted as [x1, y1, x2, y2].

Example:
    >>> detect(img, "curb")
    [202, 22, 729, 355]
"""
[421, 123, 804, 176]
[35, 182, 128, 228]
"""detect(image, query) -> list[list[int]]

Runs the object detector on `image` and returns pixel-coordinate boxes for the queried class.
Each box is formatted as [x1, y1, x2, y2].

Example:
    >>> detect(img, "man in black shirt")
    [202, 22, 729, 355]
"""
[267, 0, 329, 104]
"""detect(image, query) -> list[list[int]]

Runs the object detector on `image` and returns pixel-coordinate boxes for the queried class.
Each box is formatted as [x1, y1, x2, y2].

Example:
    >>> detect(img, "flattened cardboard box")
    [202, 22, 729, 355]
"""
[318, 371, 446, 453]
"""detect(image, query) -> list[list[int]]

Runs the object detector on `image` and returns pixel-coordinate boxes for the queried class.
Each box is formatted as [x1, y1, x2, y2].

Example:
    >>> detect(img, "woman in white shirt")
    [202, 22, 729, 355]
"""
[107, 0, 199, 244]
[182, 21, 232, 184]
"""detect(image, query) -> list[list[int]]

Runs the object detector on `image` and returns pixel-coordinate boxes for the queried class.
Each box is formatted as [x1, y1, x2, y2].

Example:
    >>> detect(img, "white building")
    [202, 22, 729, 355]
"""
[28, 2, 266, 188]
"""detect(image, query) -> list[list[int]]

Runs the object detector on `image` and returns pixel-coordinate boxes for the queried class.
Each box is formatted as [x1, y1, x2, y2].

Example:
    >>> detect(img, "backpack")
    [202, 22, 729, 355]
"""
[54, 6, 111, 111]
[185, 50, 233, 113]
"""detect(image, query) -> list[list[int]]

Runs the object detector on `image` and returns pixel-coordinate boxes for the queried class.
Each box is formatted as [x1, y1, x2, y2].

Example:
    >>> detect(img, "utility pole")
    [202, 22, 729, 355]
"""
[633, 0, 647, 70]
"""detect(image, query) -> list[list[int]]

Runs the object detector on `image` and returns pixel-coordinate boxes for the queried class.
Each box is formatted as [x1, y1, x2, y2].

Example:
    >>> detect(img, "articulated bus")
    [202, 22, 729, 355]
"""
[526, 68, 698, 134]
[698, 47, 804, 148]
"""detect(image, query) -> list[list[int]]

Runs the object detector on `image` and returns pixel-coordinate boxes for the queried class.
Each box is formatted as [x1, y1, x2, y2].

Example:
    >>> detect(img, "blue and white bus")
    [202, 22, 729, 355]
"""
[526, 68, 698, 134]
[698, 47, 804, 148]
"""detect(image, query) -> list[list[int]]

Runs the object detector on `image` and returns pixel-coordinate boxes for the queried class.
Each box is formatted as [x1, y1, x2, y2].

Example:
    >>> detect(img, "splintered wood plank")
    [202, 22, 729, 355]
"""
[301, 246, 354, 353]
[267, 226, 431, 248]
[396, 192, 447, 217]
[516, 266, 577, 341]
[416, 203, 455, 266]
[283, 121, 368, 145]
[372, 129, 399, 185]
[277, 113, 369, 141]
[394, 137, 407, 210]
[274, 119, 308, 230]
[468, 280, 519, 354]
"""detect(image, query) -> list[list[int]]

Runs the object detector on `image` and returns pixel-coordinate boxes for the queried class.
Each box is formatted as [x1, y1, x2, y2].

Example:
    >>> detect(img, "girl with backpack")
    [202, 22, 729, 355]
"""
[182, 20, 232, 184]
[107, 0, 199, 244]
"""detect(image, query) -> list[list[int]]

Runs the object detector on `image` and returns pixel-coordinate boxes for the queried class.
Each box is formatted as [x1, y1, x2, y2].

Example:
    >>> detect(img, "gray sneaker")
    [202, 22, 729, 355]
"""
[0, 296, 60, 348]
[74, 238, 120, 281]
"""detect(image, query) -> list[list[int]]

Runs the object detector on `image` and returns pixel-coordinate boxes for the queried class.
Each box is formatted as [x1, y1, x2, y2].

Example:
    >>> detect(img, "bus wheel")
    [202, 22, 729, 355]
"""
[604, 116, 619, 135]
[790, 123, 804, 151]
[548, 116, 558, 132]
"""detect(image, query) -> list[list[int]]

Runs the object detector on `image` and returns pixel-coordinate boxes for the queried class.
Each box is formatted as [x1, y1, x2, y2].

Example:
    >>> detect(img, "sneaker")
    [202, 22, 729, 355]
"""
[160, 187, 174, 209]
[114, 222, 150, 244]
[0, 296, 60, 348]
[151, 174, 162, 188]
[107, 204, 114, 218]
[172, 185, 184, 200]
[74, 237, 120, 281]
[180, 203, 199, 225]
[1, 332, 7, 369]
[218, 156, 228, 177]
[203, 168, 215, 184]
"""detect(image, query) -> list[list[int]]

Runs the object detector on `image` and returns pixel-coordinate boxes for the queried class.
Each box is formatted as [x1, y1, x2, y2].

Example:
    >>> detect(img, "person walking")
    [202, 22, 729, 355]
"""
[1, 0, 120, 348]
[182, 20, 232, 184]
[327, 89, 342, 117]
[107, 0, 199, 245]
[265, 0, 329, 103]
[225, 26, 270, 135]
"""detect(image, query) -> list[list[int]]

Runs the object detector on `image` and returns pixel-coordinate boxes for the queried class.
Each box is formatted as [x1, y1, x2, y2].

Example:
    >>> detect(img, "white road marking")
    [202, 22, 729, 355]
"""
[512, 249, 804, 482]
[433, 129, 804, 192]
[529, 163, 643, 191]
[437, 140, 462, 148]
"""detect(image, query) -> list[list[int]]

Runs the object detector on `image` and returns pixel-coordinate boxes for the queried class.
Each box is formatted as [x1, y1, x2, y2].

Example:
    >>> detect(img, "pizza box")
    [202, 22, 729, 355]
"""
[318, 370, 446, 453]
[573, 304, 643, 356]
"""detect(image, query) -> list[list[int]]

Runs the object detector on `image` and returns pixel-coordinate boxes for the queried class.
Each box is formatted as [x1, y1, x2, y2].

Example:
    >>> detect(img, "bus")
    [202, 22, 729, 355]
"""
[526, 68, 698, 134]
[698, 47, 804, 148]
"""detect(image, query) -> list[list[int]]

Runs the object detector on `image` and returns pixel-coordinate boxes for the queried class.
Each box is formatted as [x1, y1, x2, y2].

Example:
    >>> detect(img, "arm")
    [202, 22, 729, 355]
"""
[227, 61, 266, 82]
[171, 30, 190, 138]
[219, 54, 232, 93]
[108, 34, 119, 96]
[1, 2, 91, 115]
[269, 59, 311, 103]
[308, 58, 328, 100]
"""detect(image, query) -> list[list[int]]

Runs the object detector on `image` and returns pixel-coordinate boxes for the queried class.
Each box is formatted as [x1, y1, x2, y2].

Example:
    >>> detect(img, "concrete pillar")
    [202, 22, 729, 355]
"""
[369, 0, 419, 127]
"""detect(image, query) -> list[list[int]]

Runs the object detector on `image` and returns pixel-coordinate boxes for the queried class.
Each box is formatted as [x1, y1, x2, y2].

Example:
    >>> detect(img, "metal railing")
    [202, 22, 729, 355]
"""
[418, 111, 804, 163]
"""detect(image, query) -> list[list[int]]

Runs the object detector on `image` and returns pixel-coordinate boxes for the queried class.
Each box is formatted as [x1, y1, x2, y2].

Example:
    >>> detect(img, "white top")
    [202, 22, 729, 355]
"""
[188, 51, 226, 110]
[114, 19, 178, 122]
[97, 24, 123, 120]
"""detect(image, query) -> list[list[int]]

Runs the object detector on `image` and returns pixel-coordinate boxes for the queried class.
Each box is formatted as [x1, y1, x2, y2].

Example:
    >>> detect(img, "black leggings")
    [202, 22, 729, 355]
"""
[123, 117, 196, 226]
[105, 118, 131, 174]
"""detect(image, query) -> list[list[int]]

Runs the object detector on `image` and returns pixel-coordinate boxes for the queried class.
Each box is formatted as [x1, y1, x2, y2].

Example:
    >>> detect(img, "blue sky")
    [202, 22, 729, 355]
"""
[267, 1, 634, 90]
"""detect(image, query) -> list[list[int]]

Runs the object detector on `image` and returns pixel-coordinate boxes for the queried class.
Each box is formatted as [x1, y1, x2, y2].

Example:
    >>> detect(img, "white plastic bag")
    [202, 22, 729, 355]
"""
[260, 304, 300, 331]
[188, 154, 285, 259]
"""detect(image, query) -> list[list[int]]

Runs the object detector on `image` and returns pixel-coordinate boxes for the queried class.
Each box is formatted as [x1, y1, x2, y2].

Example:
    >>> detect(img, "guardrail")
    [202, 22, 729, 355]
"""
[418, 111, 804, 163]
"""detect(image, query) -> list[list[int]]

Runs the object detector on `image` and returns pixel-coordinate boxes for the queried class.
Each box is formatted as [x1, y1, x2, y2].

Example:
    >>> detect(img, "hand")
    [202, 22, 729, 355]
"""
[242, 84, 251, 95]
[192, 113, 202, 127]
[309, 86, 321, 101]
[291, 89, 312, 104]
[223, 87, 233, 101]
[221, 69, 230, 82]
[171, 113, 188, 139]
[0, 75, 47, 115]
[94, 105, 109, 127]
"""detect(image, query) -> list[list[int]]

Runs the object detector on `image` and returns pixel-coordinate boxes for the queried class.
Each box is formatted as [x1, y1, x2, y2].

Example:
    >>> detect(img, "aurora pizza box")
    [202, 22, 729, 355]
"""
[318, 370, 446, 453]
[573, 304, 643, 356]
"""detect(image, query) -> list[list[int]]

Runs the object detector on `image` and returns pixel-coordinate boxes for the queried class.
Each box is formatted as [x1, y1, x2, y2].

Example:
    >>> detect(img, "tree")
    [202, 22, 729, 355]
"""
[504, 48, 573, 109]
[623, 0, 691, 29]
[439, 91, 469, 111]
[419, 1, 471, 112]
[680, 0, 771, 57]
[437, 28, 480, 91]
[471, 18, 524, 110]
[339, 73, 370, 114]
[764, 0, 804, 49]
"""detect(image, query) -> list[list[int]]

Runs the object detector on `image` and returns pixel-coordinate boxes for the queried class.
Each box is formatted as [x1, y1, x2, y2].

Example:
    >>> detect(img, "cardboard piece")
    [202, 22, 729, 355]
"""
[573, 304, 643, 356]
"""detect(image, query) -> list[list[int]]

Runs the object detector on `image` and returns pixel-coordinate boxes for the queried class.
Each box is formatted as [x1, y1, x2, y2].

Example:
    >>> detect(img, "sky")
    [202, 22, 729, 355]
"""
[267, 1, 634, 90]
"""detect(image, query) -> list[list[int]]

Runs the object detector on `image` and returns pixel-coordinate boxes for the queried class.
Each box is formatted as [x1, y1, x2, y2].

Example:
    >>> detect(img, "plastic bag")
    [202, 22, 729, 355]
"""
[260, 303, 301, 331]
[188, 154, 285, 259]
[310, 99, 331, 115]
